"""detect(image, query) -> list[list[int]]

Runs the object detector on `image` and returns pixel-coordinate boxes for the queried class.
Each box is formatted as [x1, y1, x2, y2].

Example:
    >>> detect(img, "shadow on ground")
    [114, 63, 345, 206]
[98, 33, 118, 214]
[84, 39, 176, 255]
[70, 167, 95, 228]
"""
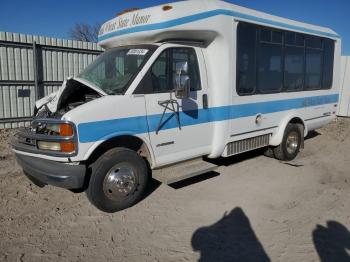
[192, 207, 270, 262]
[313, 221, 350, 262]
[140, 178, 161, 201]
[305, 130, 321, 140]
[169, 171, 220, 189]
[206, 148, 265, 167]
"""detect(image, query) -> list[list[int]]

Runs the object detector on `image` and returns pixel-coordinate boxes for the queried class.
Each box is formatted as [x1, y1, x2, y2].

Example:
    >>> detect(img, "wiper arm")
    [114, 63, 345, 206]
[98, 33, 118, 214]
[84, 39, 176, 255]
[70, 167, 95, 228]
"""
[104, 89, 117, 95]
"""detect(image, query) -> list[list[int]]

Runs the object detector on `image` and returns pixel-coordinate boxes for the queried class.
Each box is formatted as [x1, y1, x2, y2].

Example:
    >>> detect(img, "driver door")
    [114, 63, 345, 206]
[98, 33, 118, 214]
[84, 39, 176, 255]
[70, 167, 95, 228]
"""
[136, 46, 212, 167]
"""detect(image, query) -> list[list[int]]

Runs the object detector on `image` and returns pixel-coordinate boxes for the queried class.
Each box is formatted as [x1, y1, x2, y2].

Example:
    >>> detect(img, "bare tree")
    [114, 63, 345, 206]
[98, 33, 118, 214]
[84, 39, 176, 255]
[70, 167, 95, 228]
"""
[68, 23, 101, 42]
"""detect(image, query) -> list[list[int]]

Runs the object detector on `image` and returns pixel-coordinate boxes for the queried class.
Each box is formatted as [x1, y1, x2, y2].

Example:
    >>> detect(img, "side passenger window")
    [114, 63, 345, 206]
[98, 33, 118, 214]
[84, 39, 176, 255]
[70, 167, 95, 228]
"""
[171, 49, 201, 91]
[236, 22, 335, 95]
[151, 51, 168, 92]
[135, 48, 201, 94]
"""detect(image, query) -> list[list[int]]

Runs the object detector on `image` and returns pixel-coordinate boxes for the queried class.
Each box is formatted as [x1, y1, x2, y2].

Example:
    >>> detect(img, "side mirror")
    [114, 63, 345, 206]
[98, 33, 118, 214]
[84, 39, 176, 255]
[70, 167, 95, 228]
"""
[174, 61, 190, 99]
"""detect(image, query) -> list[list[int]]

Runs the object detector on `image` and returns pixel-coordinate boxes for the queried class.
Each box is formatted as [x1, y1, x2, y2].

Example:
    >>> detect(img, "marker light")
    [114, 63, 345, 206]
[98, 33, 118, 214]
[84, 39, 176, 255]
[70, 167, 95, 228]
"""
[162, 5, 173, 11]
[60, 142, 75, 153]
[59, 123, 74, 137]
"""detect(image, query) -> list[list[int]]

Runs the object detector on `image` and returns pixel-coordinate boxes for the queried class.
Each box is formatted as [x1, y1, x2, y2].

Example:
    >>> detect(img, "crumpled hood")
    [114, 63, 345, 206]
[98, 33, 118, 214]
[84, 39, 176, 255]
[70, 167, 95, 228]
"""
[35, 77, 107, 114]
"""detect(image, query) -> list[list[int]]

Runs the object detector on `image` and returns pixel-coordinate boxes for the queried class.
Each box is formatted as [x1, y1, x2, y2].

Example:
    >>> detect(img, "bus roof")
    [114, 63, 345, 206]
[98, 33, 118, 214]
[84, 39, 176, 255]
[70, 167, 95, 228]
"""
[98, 0, 339, 49]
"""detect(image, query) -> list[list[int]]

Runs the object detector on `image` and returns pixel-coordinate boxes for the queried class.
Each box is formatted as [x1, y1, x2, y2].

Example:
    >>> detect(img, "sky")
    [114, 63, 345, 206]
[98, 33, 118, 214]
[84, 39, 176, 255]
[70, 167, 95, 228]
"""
[0, 0, 349, 55]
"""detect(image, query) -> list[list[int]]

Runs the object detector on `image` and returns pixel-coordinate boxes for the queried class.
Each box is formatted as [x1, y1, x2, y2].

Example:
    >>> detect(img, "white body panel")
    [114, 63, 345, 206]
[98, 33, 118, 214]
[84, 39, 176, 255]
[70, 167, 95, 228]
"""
[15, 0, 341, 169]
[141, 44, 213, 167]
[338, 56, 350, 117]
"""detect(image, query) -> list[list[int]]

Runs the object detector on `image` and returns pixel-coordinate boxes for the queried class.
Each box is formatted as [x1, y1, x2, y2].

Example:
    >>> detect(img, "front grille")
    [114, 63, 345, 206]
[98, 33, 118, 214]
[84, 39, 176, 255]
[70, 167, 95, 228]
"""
[17, 129, 36, 147]
[226, 134, 271, 156]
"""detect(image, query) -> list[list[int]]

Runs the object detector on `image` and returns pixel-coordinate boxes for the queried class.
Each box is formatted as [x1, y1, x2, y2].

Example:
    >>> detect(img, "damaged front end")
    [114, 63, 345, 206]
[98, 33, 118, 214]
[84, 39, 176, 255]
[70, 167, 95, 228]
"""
[12, 78, 105, 157]
[35, 77, 105, 119]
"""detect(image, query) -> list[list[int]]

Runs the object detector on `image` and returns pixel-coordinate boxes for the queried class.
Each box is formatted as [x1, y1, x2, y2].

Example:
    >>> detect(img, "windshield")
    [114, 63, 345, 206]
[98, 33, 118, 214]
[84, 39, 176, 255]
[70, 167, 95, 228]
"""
[79, 46, 155, 95]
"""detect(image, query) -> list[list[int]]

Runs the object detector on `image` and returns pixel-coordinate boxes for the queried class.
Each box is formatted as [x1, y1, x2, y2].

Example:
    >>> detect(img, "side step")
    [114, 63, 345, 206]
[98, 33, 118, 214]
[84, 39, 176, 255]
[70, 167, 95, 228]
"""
[152, 158, 218, 185]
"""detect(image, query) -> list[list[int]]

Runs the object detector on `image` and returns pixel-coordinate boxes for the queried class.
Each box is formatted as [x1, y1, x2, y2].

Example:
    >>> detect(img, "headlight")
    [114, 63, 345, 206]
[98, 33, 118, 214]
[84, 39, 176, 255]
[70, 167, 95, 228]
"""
[46, 124, 60, 134]
[37, 141, 76, 153]
[46, 123, 74, 136]
[36, 122, 76, 153]
[37, 141, 61, 151]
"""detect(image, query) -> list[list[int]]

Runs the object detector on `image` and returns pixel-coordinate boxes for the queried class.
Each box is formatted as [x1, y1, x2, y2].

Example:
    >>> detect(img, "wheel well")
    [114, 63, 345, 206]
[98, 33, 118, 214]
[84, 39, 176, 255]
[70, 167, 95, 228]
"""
[289, 117, 305, 134]
[289, 117, 304, 126]
[270, 117, 306, 147]
[86, 136, 153, 167]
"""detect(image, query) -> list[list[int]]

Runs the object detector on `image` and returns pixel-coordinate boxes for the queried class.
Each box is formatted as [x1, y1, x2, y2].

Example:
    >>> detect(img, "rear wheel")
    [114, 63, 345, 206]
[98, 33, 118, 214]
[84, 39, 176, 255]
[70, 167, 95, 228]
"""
[86, 148, 148, 213]
[273, 123, 302, 161]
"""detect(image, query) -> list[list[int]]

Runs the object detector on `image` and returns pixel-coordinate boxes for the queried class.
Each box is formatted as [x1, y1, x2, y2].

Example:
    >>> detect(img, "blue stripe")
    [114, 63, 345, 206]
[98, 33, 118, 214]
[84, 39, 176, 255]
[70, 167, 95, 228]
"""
[98, 9, 339, 42]
[78, 94, 339, 143]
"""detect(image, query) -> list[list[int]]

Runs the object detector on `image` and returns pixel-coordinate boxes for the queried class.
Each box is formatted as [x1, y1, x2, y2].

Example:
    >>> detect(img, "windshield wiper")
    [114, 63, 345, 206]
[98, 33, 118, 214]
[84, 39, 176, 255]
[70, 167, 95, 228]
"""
[103, 88, 125, 95]
[104, 89, 117, 95]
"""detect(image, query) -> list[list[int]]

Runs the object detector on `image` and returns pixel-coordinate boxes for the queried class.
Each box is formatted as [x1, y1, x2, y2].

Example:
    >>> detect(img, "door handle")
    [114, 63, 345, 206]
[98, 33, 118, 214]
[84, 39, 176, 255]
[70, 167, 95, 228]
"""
[203, 94, 208, 109]
[255, 114, 263, 125]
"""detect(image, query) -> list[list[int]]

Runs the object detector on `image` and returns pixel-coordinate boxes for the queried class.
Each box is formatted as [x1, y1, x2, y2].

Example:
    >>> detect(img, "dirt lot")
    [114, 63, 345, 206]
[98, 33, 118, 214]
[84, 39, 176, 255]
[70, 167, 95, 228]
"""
[1, 119, 350, 262]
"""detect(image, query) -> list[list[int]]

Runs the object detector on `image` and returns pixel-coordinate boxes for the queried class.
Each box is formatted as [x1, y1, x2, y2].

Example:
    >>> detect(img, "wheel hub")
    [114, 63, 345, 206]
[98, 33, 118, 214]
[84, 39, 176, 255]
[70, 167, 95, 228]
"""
[286, 131, 299, 155]
[103, 164, 136, 200]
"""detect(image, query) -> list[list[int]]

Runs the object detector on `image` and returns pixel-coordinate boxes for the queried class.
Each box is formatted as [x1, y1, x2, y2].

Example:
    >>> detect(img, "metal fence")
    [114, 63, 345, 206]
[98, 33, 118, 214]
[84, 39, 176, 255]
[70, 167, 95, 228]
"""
[0, 32, 103, 128]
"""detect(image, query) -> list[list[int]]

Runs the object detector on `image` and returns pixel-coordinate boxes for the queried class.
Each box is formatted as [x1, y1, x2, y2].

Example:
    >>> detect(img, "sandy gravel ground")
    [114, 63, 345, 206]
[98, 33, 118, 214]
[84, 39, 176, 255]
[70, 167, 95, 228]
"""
[1, 119, 350, 262]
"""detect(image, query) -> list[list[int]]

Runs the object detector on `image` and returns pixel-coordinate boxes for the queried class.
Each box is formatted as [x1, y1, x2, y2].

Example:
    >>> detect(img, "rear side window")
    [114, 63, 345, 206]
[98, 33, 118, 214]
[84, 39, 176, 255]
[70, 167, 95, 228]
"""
[322, 39, 335, 89]
[305, 49, 323, 90]
[134, 47, 201, 94]
[257, 42, 283, 93]
[237, 23, 257, 95]
[284, 46, 304, 91]
[236, 22, 335, 96]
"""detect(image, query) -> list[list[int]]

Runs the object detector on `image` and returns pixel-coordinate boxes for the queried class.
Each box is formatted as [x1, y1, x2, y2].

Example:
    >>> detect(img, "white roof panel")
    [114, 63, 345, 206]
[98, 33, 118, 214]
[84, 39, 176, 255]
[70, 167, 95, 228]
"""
[98, 0, 339, 48]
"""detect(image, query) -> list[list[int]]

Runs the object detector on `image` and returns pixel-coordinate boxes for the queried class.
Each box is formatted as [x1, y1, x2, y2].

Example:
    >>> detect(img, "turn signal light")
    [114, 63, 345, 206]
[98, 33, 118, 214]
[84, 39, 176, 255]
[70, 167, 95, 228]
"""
[60, 142, 75, 153]
[60, 123, 74, 136]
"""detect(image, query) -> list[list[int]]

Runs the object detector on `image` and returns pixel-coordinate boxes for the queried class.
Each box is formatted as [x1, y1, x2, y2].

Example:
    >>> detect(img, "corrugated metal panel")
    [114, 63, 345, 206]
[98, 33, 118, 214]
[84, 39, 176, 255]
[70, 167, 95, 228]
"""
[0, 31, 103, 128]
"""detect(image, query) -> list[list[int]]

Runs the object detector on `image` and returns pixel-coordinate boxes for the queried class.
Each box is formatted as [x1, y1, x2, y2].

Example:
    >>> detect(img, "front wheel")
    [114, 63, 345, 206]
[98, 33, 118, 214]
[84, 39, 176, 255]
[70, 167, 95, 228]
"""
[86, 148, 148, 213]
[273, 123, 302, 161]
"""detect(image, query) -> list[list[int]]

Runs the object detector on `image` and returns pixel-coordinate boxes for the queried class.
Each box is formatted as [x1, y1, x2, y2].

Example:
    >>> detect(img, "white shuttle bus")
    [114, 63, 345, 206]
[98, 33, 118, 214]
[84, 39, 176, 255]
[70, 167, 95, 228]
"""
[12, 0, 341, 212]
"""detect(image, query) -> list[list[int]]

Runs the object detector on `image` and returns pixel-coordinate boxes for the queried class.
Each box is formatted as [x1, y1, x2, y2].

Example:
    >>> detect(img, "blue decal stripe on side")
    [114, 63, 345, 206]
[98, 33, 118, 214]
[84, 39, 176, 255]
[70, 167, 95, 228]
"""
[98, 9, 339, 42]
[78, 94, 339, 143]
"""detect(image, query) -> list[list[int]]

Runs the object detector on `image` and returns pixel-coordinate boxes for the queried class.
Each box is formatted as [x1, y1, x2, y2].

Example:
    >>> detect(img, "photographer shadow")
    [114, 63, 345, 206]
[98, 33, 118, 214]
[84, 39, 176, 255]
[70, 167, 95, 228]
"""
[313, 221, 350, 262]
[192, 207, 270, 262]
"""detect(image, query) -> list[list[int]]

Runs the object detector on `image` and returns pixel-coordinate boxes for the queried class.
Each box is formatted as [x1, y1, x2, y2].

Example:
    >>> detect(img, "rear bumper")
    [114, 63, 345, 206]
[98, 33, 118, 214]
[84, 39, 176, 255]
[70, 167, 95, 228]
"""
[15, 153, 86, 189]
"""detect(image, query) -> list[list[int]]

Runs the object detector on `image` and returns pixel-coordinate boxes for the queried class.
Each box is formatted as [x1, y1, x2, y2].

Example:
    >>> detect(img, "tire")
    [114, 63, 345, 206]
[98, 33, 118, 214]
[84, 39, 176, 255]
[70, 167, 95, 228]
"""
[263, 147, 274, 158]
[86, 148, 148, 213]
[273, 123, 302, 161]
